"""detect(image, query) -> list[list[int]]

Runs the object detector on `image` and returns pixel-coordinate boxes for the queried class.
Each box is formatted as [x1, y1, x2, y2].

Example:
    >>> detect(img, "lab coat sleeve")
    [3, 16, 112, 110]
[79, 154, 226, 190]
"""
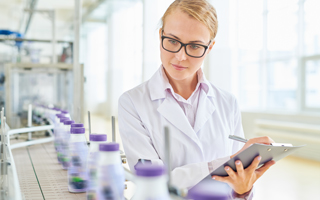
[118, 92, 162, 169]
[118, 93, 229, 189]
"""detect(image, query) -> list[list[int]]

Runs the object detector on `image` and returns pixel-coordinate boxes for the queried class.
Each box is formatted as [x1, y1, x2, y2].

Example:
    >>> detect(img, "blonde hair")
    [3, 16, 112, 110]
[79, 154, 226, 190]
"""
[161, 0, 218, 40]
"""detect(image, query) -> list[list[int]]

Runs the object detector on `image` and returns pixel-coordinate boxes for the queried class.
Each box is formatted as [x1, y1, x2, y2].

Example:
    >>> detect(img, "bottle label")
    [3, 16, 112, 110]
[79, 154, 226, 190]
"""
[98, 164, 125, 200]
[87, 151, 99, 197]
[61, 139, 70, 169]
[54, 127, 63, 163]
[68, 141, 88, 192]
[60, 131, 70, 169]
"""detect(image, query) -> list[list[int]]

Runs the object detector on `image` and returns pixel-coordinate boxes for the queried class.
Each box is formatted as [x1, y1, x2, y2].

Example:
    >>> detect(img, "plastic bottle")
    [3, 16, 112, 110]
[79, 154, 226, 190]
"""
[55, 117, 69, 161]
[61, 120, 75, 169]
[50, 107, 61, 121]
[71, 123, 84, 129]
[68, 127, 88, 193]
[55, 114, 65, 126]
[131, 164, 170, 200]
[87, 134, 107, 200]
[98, 142, 125, 200]
[60, 109, 71, 119]
[187, 179, 229, 200]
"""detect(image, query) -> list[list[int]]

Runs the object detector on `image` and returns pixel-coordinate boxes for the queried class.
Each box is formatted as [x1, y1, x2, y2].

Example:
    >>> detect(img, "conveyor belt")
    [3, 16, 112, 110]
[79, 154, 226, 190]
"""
[12, 142, 86, 200]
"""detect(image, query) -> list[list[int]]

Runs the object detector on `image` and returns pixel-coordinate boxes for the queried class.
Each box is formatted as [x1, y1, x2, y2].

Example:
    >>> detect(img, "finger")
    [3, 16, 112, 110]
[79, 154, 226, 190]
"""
[247, 156, 262, 173]
[212, 175, 230, 184]
[248, 136, 275, 145]
[256, 160, 276, 178]
[235, 160, 244, 177]
[224, 166, 237, 179]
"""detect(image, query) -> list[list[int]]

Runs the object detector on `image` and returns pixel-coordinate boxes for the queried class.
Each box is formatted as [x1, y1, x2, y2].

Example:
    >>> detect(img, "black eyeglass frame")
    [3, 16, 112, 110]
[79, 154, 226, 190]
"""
[161, 31, 212, 58]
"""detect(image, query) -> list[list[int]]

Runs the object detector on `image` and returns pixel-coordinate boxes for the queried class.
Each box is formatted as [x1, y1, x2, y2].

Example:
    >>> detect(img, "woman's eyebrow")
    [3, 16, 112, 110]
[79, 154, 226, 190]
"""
[168, 33, 181, 40]
[167, 33, 205, 44]
[189, 40, 205, 44]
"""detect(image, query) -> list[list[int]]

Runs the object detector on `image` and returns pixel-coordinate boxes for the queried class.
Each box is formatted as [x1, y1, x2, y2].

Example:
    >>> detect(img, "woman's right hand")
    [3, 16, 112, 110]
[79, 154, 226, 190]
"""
[230, 136, 275, 159]
[212, 136, 276, 194]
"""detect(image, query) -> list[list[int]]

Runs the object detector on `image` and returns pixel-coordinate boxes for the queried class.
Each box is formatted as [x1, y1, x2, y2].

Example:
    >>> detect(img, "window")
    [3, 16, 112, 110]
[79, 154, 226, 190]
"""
[236, 0, 320, 113]
[304, 59, 320, 109]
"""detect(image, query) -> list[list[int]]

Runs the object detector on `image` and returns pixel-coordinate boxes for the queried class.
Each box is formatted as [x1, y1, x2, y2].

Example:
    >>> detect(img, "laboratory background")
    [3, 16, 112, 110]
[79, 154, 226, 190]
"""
[0, 0, 319, 200]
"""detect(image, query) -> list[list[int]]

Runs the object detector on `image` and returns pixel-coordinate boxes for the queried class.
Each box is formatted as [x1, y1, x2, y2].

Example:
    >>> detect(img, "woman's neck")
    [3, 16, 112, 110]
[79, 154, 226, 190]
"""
[164, 70, 198, 100]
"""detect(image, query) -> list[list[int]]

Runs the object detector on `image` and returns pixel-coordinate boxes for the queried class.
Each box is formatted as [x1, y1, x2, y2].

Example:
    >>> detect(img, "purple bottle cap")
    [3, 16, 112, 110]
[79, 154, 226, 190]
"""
[63, 120, 75, 125]
[60, 110, 69, 114]
[99, 142, 119, 152]
[90, 134, 107, 142]
[71, 123, 84, 128]
[188, 180, 229, 200]
[56, 113, 65, 118]
[70, 127, 85, 134]
[135, 164, 164, 177]
[59, 117, 69, 123]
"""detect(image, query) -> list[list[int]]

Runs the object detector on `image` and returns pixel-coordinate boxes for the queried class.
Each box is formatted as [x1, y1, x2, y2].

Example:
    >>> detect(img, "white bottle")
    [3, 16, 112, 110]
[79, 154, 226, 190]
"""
[187, 179, 229, 200]
[55, 116, 69, 161]
[132, 164, 170, 200]
[68, 127, 88, 193]
[60, 120, 75, 170]
[50, 107, 60, 121]
[60, 109, 71, 119]
[98, 142, 125, 200]
[54, 114, 66, 127]
[87, 134, 107, 200]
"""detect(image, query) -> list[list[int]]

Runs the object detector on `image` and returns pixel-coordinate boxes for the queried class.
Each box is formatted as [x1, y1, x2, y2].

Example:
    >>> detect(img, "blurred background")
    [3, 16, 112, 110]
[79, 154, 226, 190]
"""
[0, 0, 319, 199]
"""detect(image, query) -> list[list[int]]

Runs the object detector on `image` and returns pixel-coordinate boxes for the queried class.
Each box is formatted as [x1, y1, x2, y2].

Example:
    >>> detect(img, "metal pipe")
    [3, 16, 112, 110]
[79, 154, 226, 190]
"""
[8, 125, 54, 136]
[0, 114, 23, 200]
[73, 0, 82, 123]
[24, 0, 38, 35]
[88, 111, 91, 135]
[1, 117, 7, 172]
[112, 116, 116, 142]
[27, 104, 32, 141]
[6, 142, 23, 200]
[1, 108, 4, 140]
[10, 137, 54, 150]
[0, 37, 73, 44]
[52, 10, 56, 63]
[1, 109, 4, 161]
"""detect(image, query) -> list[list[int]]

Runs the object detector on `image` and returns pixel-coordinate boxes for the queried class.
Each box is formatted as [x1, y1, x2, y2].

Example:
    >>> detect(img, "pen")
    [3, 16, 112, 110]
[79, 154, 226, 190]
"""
[228, 135, 248, 143]
[229, 135, 293, 147]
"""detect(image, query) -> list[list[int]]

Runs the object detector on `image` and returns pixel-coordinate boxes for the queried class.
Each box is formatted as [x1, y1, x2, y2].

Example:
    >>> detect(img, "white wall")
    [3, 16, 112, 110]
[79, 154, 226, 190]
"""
[241, 111, 320, 139]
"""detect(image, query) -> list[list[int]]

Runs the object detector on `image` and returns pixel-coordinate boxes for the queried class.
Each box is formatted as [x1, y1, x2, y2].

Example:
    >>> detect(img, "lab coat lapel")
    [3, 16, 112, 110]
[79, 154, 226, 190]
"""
[193, 89, 216, 134]
[157, 95, 202, 148]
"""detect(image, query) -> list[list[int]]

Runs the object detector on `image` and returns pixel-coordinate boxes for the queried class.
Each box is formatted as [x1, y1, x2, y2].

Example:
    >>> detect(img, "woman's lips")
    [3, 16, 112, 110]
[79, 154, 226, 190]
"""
[172, 64, 187, 71]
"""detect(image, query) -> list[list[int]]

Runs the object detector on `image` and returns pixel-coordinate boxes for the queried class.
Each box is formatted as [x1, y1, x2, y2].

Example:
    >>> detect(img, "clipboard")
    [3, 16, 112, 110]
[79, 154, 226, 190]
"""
[210, 143, 306, 177]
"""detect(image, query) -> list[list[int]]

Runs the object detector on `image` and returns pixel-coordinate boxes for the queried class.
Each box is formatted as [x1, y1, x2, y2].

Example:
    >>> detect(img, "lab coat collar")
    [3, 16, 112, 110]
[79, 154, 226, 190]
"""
[150, 65, 216, 151]
[193, 89, 216, 134]
[157, 93, 204, 151]
[149, 66, 215, 101]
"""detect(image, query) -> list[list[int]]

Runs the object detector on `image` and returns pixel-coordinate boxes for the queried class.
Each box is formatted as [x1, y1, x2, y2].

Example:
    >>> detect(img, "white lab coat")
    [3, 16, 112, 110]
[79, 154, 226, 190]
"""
[118, 67, 245, 190]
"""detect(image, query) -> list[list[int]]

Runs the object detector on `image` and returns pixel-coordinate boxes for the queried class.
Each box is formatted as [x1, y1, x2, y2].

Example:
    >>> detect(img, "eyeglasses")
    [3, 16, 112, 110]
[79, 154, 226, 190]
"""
[161, 30, 211, 58]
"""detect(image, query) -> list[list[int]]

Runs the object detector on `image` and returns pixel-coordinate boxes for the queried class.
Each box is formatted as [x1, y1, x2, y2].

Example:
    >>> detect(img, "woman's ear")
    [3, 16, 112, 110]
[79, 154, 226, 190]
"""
[207, 40, 215, 54]
[159, 28, 163, 40]
[209, 40, 215, 50]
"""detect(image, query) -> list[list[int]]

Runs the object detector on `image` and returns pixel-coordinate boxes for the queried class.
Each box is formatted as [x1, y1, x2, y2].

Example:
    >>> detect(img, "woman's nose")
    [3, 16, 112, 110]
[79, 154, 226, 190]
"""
[175, 46, 187, 61]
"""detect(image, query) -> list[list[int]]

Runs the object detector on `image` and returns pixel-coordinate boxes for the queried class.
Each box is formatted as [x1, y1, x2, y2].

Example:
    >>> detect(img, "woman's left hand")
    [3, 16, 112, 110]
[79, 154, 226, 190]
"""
[212, 156, 276, 195]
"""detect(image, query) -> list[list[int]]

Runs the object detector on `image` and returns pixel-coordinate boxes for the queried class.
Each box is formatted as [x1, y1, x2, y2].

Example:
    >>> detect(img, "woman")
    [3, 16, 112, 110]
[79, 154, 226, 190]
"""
[118, 0, 275, 198]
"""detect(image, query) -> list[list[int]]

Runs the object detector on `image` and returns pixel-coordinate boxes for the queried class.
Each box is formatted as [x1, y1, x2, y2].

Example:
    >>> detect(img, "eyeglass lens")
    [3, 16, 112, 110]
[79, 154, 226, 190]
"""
[162, 38, 206, 57]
